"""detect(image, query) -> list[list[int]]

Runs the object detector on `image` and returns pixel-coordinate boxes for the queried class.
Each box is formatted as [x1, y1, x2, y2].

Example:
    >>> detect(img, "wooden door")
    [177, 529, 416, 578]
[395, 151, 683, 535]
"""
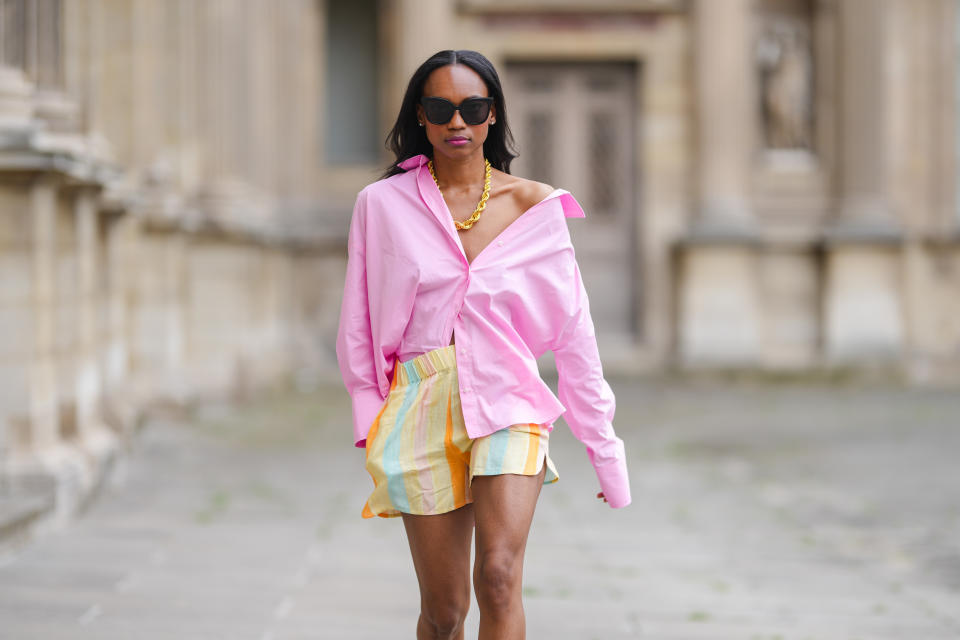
[504, 61, 640, 348]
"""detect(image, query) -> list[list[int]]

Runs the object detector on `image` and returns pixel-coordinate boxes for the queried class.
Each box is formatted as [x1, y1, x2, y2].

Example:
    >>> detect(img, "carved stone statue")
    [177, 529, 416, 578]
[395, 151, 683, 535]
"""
[756, 22, 814, 150]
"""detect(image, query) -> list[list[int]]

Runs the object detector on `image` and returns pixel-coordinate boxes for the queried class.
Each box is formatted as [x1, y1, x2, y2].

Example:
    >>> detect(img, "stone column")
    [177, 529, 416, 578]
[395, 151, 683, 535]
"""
[280, 0, 322, 200]
[73, 186, 116, 459]
[131, 0, 164, 173]
[824, 0, 902, 363]
[956, 0, 960, 228]
[296, 0, 323, 198]
[100, 213, 137, 437]
[834, 0, 895, 230]
[0, 63, 33, 129]
[0, 185, 34, 469]
[0, 0, 36, 134]
[248, 0, 274, 196]
[18, 173, 92, 512]
[30, 0, 82, 148]
[28, 175, 59, 455]
[679, 0, 761, 366]
[693, 0, 755, 230]
[173, 0, 199, 195]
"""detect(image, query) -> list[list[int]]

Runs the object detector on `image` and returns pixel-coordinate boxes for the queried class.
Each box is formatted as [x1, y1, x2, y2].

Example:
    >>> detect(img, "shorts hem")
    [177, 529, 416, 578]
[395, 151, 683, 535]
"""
[362, 498, 475, 519]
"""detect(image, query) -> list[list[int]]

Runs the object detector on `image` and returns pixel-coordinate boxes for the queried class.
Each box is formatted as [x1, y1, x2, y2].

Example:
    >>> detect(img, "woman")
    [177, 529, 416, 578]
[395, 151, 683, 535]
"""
[336, 49, 631, 640]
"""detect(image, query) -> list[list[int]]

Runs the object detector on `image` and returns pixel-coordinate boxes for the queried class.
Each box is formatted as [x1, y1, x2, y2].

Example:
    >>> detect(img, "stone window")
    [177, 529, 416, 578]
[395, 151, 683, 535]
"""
[324, 0, 380, 165]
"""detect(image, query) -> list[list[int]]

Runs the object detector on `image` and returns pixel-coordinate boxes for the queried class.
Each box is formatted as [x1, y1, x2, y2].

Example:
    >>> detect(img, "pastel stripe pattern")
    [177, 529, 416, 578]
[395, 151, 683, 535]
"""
[362, 344, 559, 519]
[470, 421, 559, 483]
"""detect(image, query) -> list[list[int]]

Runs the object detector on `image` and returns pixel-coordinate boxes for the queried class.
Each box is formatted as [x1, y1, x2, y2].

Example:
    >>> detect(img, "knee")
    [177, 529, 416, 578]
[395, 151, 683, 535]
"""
[474, 551, 522, 610]
[422, 601, 468, 638]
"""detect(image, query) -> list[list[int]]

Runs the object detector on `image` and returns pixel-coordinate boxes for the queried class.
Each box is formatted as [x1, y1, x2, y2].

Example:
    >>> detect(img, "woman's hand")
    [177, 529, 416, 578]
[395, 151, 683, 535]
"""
[597, 491, 607, 503]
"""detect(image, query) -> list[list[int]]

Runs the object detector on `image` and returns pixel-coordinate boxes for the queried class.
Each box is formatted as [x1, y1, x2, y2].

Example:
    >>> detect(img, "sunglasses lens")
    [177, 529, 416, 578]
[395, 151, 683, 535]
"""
[424, 99, 454, 124]
[460, 99, 490, 125]
[421, 97, 491, 125]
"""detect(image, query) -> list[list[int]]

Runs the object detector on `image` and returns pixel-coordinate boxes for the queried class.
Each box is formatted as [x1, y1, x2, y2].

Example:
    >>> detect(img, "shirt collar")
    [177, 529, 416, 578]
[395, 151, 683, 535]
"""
[398, 153, 585, 221]
[396, 154, 429, 171]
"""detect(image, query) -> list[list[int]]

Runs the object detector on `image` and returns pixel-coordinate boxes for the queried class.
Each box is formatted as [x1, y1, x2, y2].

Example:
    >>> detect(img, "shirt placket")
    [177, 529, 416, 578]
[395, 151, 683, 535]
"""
[410, 156, 557, 440]
[411, 159, 482, 437]
[450, 256, 477, 437]
[452, 311, 477, 437]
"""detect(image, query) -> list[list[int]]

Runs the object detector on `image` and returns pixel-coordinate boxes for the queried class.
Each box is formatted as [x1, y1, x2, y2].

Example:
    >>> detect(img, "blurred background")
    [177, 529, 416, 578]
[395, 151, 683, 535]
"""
[0, 0, 959, 573]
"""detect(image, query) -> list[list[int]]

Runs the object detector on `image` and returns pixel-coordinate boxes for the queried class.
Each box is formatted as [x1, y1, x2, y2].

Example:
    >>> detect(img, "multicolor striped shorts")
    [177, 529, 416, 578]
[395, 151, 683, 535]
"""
[362, 344, 559, 519]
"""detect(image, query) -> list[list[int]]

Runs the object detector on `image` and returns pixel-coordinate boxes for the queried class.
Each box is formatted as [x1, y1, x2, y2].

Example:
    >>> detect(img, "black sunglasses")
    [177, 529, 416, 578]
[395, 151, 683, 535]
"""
[419, 96, 494, 126]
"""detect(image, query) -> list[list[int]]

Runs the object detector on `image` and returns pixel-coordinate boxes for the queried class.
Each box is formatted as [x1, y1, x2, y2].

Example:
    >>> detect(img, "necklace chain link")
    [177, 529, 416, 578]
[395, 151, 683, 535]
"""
[427, 158, 492, 230]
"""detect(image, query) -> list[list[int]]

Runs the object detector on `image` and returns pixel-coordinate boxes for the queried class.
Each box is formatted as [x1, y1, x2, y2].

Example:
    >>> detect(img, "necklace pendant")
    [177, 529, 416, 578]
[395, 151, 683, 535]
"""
[428, 158, 492, 233]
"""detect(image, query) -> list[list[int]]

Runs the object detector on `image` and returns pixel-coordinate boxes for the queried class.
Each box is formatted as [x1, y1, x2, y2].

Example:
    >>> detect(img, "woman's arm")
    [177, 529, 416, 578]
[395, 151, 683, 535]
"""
[551, 253, 632, 508]
[335, 188, 384, 448]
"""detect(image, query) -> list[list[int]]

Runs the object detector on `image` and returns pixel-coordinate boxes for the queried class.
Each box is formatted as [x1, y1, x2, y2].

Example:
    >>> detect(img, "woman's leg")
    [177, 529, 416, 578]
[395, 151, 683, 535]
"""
[471, 462, 547, 640]
[401, 502, 476, 640]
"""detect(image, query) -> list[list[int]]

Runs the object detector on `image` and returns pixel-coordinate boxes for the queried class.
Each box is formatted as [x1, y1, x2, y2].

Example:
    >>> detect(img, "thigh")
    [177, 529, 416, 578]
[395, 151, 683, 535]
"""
[401, 503, 475, 606]
[471, 461, 546, 562]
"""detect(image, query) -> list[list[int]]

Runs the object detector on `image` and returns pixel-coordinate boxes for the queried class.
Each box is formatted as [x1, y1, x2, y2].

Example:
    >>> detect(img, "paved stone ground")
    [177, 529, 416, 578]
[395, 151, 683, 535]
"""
[0, 376, 958, 639]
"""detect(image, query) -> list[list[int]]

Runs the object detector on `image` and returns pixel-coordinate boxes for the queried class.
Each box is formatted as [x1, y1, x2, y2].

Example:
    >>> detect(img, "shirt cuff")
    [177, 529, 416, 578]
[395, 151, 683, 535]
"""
[587, 442, 632, 508]
[352, 386, 387, 448]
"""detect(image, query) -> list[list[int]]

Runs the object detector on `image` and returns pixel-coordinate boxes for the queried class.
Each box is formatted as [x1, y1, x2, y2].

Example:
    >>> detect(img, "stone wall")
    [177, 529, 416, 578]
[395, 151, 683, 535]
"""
[0, 0, 336, 535]
[677, 0, 960, 381]
[367, 0, 960, 380]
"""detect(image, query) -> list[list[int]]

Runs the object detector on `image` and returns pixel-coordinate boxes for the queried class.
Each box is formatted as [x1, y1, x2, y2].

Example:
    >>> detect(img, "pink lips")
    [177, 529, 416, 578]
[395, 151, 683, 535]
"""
[446, 138, 469, 146]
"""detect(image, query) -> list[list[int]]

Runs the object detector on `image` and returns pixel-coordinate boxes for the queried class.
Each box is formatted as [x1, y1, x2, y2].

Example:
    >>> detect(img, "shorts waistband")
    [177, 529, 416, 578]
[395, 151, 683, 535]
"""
[394, 344, 457, 385]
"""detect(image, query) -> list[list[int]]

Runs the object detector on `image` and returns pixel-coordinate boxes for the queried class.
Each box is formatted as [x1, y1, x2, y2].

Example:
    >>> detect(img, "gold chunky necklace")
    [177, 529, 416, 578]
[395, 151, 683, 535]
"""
[427, 157, 492, 230]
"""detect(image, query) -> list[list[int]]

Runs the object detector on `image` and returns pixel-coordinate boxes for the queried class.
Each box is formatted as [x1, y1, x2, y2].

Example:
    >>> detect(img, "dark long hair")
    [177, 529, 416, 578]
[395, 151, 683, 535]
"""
[379, 50, 519, 180]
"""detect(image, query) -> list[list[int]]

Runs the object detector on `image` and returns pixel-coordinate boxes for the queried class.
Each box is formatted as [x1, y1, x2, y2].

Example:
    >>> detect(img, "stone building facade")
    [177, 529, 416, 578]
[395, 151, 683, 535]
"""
[346, 0, 959, 382]
[0, 0, 334, 535]
[1, 0, 959, 539]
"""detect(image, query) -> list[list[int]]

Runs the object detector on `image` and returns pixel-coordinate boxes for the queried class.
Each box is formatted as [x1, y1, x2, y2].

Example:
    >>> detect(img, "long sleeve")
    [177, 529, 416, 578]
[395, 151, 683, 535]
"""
[335, 188, 385, 448]
[551, 254, 632, 508]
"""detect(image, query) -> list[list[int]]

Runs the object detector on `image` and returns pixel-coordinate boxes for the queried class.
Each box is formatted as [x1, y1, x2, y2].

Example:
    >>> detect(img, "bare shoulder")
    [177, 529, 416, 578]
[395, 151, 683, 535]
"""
[511, 176, 556, 212]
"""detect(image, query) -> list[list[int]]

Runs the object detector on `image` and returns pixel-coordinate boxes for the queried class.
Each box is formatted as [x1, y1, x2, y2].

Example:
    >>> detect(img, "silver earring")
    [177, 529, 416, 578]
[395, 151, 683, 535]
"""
[419, 122, 424, 127]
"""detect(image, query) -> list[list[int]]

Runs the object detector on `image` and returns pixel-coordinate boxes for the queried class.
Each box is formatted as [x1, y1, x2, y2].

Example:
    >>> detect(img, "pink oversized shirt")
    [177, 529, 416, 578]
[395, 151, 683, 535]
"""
[335, 153, 631, 508]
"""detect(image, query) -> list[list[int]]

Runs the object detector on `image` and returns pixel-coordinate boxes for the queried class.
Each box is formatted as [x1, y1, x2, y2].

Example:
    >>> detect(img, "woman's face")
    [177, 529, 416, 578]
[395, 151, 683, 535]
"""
[417, 64, 496, 161]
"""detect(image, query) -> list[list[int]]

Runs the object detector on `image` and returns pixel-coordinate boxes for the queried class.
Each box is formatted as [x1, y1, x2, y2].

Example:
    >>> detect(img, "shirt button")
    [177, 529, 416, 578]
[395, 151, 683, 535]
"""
[497, 240, 503, 246]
